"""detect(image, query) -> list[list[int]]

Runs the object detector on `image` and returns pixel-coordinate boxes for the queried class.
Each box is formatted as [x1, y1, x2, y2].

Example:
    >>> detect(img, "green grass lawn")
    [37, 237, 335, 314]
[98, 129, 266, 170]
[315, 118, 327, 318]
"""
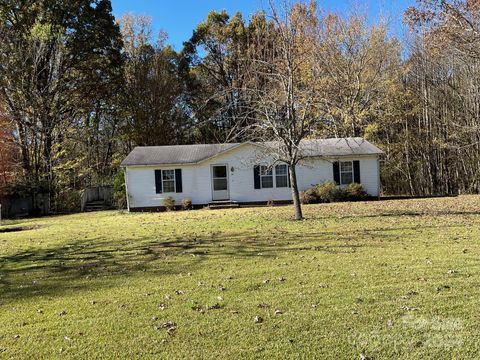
[0, 196, 479, 359]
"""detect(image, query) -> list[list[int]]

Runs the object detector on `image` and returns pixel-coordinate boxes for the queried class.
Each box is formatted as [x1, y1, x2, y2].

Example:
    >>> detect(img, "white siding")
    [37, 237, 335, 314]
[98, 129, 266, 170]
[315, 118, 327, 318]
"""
[125, 144, 380, 209]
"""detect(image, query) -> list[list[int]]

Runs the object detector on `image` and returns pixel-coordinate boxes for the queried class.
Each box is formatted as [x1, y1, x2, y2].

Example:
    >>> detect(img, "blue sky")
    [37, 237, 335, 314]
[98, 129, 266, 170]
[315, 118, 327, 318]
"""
[110, 0, 416, 50]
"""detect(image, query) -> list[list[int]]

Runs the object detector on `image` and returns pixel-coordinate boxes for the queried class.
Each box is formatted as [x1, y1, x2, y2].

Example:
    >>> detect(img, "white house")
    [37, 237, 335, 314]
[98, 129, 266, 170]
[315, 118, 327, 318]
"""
[120, 137, 383, 211]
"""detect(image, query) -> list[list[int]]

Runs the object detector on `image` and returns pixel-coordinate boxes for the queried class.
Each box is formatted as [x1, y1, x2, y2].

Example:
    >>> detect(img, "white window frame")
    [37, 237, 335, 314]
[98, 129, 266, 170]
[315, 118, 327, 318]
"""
[259, 164, 290, 189]
[275, 164, 288, 188]
[339, 161, 354, 185]
[162, 169, 176, 193]
[260, 165, 274, 189]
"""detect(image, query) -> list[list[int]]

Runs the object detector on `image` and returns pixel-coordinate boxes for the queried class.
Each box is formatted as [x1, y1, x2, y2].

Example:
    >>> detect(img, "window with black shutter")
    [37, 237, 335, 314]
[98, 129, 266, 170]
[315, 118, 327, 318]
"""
[275, 164, 288, 188]
[353, 161, 360, 183]
[175, 169, 183, 193]
[333, 162, 340, 185]
[253, 165, 261, 189]
[340, 161, 353, 184]
[260, 165, 274, 188]
[155, 170, 163, 193]
[162, 170, 175, 193]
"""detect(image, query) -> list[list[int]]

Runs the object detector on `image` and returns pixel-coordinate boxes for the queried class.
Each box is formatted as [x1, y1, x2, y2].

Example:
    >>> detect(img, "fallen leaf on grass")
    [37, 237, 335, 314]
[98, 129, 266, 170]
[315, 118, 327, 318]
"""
[158, 321, 177, 335]
[207, 303, 223, 310]
[191, 306, 204, 313]
[436, 284, 451, 292]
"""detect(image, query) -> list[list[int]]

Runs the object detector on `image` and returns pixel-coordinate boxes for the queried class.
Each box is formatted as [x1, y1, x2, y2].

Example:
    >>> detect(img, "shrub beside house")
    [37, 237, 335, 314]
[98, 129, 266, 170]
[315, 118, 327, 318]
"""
[300, 181, 368, 204]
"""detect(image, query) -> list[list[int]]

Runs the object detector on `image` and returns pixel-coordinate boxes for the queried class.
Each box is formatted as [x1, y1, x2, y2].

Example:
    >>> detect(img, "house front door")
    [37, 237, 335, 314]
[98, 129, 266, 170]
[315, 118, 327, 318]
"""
[211, 164, 229, 201]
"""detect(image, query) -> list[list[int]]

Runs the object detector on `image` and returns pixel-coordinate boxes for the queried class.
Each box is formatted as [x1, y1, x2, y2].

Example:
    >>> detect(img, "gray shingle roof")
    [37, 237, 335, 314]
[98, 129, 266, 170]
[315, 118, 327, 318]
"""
[120, 137, 383, 166]
[293, 138, 384, 157]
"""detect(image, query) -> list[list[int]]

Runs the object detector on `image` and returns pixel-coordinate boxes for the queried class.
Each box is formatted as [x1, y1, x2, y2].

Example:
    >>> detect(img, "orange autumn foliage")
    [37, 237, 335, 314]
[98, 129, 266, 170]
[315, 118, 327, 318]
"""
[0, 114, 21, 198]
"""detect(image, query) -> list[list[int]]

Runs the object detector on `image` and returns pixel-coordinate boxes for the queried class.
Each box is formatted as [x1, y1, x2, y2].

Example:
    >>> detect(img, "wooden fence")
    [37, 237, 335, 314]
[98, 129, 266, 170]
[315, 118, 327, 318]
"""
[80, 186, 114, 211]
[0, 193, 50, 218]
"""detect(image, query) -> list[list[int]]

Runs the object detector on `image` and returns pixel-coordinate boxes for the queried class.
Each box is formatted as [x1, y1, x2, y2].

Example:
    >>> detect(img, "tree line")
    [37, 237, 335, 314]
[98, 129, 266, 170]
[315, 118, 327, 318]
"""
[1, 0, 479, 213]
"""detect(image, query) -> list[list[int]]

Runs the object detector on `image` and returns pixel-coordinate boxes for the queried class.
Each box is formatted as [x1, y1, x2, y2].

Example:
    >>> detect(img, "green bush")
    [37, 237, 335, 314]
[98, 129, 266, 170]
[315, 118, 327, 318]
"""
[345, 183, 368, 200]
[332, 187, 347, 202]
[311, 181, 368, 203]
[113, 169, 127, 209]
[316, 181, 343, 203]
[163, 196, 175, 211]
[181, 197, 192, 210]
[300, 188, 319, 204]
[55, 190, 81, 213]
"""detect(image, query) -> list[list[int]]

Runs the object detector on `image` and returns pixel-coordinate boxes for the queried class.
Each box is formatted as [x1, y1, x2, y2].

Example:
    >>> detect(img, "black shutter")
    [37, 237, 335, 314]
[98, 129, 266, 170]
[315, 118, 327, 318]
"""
[333, 162, 340, 185]
[254, 165, 261, 189]
[155, 170, 162, 193]
[353, 161, 360, 183]
[287, 165, 291, 187]
[175, 169, 183, 193]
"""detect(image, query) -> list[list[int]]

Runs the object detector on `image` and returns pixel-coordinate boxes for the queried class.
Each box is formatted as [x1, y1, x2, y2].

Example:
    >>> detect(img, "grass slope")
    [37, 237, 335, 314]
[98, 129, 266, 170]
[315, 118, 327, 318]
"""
[0, 196, 479, 359]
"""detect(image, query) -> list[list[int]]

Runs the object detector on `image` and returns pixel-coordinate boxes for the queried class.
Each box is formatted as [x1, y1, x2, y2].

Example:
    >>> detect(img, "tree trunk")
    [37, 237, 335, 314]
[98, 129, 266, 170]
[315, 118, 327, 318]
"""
[43, 129, 55, 203]
[289, 164, 303, 220]
[15, 122, 31, 176]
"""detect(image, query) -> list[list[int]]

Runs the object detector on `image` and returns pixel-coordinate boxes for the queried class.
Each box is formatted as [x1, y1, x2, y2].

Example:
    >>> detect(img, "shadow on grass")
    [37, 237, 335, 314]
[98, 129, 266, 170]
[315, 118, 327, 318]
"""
[0, 221, 458, 302]
[312, 210, 480, 221]
[0, 225, 40, 233]
[0, 235, 210, 302]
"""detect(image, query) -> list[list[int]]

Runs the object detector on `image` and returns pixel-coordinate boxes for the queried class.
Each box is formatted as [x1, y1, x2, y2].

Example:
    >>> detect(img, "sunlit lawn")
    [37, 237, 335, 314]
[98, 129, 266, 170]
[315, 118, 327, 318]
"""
[0, 196, 479, 359]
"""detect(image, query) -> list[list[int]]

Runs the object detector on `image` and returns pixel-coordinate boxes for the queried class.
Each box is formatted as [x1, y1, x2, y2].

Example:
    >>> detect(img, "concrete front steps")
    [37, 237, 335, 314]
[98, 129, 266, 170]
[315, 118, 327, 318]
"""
[207, 200, 240, 209]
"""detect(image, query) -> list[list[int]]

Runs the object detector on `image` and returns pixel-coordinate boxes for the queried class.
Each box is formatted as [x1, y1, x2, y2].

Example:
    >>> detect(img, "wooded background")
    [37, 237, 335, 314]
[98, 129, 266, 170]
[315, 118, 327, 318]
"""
[1, 0, 479, 212]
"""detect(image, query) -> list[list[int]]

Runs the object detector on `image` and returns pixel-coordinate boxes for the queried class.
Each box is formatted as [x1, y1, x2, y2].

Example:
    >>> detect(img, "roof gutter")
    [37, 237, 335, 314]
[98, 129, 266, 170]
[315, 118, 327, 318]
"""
[121, 152, 382, 168]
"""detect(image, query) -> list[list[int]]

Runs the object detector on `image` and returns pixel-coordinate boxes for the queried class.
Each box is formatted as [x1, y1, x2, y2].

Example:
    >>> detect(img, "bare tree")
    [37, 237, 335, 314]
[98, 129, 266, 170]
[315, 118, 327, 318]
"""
[246, 0, 324, 220]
